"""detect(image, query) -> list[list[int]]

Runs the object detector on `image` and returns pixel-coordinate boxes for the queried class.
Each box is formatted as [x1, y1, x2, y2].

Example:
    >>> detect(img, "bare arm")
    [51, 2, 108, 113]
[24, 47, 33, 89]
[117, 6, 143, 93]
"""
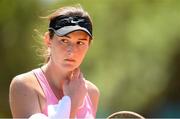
[9, 76, 41, 118]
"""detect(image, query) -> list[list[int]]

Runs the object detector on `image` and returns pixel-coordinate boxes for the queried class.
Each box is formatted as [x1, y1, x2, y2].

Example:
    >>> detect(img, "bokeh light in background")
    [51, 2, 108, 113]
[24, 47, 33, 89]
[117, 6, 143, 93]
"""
[0, 0, 180, 118]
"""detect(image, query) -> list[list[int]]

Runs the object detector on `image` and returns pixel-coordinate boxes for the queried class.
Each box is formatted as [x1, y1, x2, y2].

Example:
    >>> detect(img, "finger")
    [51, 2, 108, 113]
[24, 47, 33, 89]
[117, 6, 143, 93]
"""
[79, 73, 87, 90]
[79, 72, 85, 81]
[67, 71, 73, 80]
[63, 80, 69, 96]
[72, 68, 80, 80]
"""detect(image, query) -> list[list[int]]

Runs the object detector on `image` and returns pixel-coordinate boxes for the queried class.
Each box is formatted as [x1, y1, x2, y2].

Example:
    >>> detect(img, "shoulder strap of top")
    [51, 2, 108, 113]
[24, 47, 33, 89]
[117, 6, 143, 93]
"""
[76, 94, 95, 118]
[32, 68, 58, 104]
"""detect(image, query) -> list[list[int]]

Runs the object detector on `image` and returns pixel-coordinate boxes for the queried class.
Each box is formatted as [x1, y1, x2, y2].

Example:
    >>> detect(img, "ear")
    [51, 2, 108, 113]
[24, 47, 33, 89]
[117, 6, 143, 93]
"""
[44, 32, 52, 47]
[89, 39, 93, 45]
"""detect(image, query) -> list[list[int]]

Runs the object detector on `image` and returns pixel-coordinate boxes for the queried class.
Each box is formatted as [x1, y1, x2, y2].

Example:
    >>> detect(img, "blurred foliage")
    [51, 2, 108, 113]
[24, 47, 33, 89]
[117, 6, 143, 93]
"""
[0, 0, 180, 118]
[0, 0, 42, 117]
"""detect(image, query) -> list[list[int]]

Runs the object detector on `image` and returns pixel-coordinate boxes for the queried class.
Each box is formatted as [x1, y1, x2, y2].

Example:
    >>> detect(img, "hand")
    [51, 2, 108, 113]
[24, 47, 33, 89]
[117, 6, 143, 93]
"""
[63, 68, 87, 117]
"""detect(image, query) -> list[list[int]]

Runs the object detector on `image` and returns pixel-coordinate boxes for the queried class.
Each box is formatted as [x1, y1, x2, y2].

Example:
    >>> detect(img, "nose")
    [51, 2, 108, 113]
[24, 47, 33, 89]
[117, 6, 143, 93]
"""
[67, 44, 74, 55]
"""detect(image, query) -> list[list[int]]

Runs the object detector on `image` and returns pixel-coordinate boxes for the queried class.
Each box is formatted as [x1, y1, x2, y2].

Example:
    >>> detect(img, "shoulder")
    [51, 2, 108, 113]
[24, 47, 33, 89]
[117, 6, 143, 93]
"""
[9, 71, 37, 104]
[9, 71, 41, 117]
[85, 80, 100, 98]
[10, 71, 36, 91]
[9, 70, 40, 102]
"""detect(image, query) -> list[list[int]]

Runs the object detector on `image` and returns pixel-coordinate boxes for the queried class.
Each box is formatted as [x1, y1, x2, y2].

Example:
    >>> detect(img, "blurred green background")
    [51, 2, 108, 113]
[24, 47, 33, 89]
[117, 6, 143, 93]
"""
[1, 0, 180, 118]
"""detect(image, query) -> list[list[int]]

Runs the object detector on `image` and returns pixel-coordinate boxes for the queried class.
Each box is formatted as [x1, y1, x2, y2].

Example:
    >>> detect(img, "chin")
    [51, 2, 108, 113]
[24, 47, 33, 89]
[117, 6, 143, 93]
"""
[61, 63, 79, 72]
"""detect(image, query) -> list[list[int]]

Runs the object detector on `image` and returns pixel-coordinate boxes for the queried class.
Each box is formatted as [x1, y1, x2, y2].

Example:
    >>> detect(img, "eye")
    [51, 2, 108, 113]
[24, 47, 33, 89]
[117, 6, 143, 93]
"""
[60, 39, 68, 43]
[77, 41, 85, 45]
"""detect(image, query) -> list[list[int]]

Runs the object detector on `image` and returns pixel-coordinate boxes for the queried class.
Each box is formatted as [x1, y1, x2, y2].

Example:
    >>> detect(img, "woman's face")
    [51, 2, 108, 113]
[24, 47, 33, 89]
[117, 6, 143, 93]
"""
[48, 31, 90, 71]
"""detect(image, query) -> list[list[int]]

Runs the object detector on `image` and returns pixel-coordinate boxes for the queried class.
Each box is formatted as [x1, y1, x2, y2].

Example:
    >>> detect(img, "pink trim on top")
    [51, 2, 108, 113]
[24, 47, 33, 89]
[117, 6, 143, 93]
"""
[33, 68, 58, 115]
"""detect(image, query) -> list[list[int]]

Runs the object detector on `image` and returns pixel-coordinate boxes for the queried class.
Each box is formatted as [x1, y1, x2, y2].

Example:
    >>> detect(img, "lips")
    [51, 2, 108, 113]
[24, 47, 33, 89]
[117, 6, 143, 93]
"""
[64, 58, 76, 62]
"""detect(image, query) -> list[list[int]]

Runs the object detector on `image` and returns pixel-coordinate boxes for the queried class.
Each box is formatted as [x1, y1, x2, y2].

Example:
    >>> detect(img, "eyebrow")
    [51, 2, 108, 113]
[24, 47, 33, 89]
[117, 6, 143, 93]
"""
[63, 35, 88, 41]
[78, 38, 88, 41]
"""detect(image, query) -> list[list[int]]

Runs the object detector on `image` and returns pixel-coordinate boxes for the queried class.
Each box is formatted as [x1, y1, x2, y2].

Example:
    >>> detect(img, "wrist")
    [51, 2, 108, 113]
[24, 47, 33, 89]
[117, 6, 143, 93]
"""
[70, 108, 78, 119]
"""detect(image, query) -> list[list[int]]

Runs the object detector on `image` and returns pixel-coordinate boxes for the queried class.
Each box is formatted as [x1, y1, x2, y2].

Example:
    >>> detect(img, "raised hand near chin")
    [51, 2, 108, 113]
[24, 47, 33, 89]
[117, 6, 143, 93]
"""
[63, 68, 87, 118]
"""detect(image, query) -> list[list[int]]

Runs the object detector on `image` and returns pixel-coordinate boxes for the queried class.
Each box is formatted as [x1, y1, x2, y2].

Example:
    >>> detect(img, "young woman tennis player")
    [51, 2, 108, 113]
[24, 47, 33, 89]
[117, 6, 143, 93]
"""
[9, 5, 99, 119]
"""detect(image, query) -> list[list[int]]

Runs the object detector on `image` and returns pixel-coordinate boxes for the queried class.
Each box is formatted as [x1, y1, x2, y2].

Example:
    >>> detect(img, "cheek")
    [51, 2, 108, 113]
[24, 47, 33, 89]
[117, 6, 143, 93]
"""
[50, 44, 66, 60]
[76, 48, 89, 61]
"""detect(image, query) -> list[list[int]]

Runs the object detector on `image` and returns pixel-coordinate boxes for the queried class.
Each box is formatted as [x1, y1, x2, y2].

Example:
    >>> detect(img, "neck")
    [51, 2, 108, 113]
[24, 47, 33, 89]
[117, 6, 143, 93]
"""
[41, 59, 71, 91]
